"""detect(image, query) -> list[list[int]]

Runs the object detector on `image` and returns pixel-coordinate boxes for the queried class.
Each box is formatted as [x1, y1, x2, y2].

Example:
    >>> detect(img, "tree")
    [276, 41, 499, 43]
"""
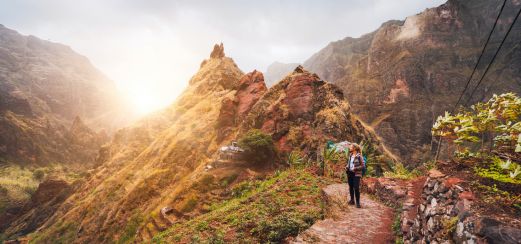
[238, 129, 276, 165]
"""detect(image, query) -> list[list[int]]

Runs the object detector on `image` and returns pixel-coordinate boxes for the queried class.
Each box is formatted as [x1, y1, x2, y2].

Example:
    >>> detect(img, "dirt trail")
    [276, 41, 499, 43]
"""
[291, 184, 395, 244]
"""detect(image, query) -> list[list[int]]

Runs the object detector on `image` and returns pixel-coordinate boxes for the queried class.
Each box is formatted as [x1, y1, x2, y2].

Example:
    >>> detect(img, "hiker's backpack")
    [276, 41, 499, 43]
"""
[361, 155, 367, 176]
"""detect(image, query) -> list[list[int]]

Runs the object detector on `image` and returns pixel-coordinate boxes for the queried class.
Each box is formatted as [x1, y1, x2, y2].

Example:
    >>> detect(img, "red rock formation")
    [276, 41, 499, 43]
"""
[235, 70, 267, 118]
[240, 66, 388, 158]
[216, 70, 267, 141]
[283, 71, 317, 118]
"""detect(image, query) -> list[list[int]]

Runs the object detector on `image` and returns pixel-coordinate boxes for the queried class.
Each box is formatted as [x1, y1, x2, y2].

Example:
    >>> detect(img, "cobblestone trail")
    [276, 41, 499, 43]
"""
[291, 184, 395, 244]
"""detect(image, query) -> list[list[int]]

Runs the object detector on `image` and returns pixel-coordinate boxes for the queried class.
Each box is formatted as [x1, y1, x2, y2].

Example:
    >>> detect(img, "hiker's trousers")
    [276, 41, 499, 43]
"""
[347, 171, 361, 205]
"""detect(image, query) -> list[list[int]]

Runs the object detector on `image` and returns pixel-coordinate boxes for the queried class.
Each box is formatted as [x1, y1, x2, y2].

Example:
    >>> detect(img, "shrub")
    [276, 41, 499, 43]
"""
[238, 129, 276, 165]
[180, 197, 198, 213]
[33, 169, 45, 180]
[432, 93, 520, 154]
[253, 213, 308, 242]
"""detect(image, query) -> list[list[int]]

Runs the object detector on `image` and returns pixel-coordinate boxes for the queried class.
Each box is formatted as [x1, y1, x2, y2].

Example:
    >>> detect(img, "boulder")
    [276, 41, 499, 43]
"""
[476, 217, 521, 244]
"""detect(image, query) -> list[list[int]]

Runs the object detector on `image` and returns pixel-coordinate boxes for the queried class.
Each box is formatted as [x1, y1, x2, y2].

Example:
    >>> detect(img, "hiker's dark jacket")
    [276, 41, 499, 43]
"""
[346, 153, 364, 177]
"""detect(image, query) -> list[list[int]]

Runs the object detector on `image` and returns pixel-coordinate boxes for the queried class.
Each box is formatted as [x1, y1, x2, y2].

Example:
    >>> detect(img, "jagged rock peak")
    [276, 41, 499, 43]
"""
[294, 65, 305, 73]
[210, 42, 225, 59]
[287, 65, 321, 81]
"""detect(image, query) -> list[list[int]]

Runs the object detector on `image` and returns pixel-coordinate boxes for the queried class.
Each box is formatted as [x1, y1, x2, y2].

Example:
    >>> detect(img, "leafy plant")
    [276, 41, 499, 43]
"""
[433, 93, 521, 181]
[321, 147, 340, 177]
[433, 93, 521, 154]
[499, 158, 512, 170]
[287, 150, 304, 168]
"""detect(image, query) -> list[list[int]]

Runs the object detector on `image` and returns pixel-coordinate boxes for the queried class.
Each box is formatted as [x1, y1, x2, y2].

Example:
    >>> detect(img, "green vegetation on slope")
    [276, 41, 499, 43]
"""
[0, 164, 39, 214]
[152, 169, 332, 243]
[0, 162, 86, 215]
[432, 93, 521, 219]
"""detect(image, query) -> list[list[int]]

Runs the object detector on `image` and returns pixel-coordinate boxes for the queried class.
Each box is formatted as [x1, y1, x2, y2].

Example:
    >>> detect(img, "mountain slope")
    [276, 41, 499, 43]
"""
[304, 0, 521, 163]
[0, 24, 131, 166]
[24, 44, 391, 243]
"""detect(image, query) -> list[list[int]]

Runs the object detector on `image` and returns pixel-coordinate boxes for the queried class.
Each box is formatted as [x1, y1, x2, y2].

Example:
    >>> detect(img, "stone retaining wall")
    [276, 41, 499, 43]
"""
[403, 170, 478, 243]
[363, 170, 521, 244]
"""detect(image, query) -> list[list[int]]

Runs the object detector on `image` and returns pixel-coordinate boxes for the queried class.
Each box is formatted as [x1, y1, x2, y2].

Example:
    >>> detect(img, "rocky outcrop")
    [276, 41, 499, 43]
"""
[210, 43, 225, 59]
[216, 70, 267, 141]
[304, 0, 521, 163]
[240, 65, 389, 159]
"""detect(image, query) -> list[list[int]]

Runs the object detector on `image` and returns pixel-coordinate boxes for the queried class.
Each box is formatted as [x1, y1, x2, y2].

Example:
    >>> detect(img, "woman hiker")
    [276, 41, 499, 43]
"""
[346, 143, 364, 208]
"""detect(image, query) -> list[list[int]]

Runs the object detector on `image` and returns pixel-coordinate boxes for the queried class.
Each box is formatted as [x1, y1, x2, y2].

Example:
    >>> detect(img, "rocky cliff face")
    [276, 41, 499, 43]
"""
[241, 65, 390, 158]
[304, 0, 521, 163]
[0, 24, 131, 166]
[21, 45, 391, 243]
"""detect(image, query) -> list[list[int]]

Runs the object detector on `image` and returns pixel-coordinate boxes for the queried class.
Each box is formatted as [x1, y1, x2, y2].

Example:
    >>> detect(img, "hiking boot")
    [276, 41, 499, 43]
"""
[356, 204, 361, 208]
[348, 200, 355, 205]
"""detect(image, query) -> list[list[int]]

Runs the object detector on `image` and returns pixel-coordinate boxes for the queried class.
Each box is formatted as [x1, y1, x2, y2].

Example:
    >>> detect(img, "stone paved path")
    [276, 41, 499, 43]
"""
[291, 184, 395, 244]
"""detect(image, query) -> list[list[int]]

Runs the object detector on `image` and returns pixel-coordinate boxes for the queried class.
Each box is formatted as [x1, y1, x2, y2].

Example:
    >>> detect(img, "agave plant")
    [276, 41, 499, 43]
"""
[286, 151, 303, 168]
[322, 147, 340, 177]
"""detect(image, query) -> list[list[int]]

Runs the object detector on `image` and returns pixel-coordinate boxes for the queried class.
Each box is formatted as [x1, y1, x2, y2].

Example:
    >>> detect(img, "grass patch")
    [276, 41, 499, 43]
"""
[441, 217, 458, 238]
[392, 210, 403, 244]
[29, 220, 78, 244]
[474, 157, 521, 185]
[383, 162, 420, 180]
[152, 169, 330, 243]
[0, 164, 41, 213]
[180, 196, 198, 213]
[117, 213, 143, 244]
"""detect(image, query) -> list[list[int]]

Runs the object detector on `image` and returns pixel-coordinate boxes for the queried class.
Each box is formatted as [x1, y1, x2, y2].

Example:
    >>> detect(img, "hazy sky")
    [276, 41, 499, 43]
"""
[0, 0, 445, 114]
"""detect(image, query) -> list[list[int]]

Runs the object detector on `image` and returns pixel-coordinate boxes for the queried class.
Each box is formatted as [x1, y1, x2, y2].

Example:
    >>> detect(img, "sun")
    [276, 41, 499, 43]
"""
[130, 92, 166, 115]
